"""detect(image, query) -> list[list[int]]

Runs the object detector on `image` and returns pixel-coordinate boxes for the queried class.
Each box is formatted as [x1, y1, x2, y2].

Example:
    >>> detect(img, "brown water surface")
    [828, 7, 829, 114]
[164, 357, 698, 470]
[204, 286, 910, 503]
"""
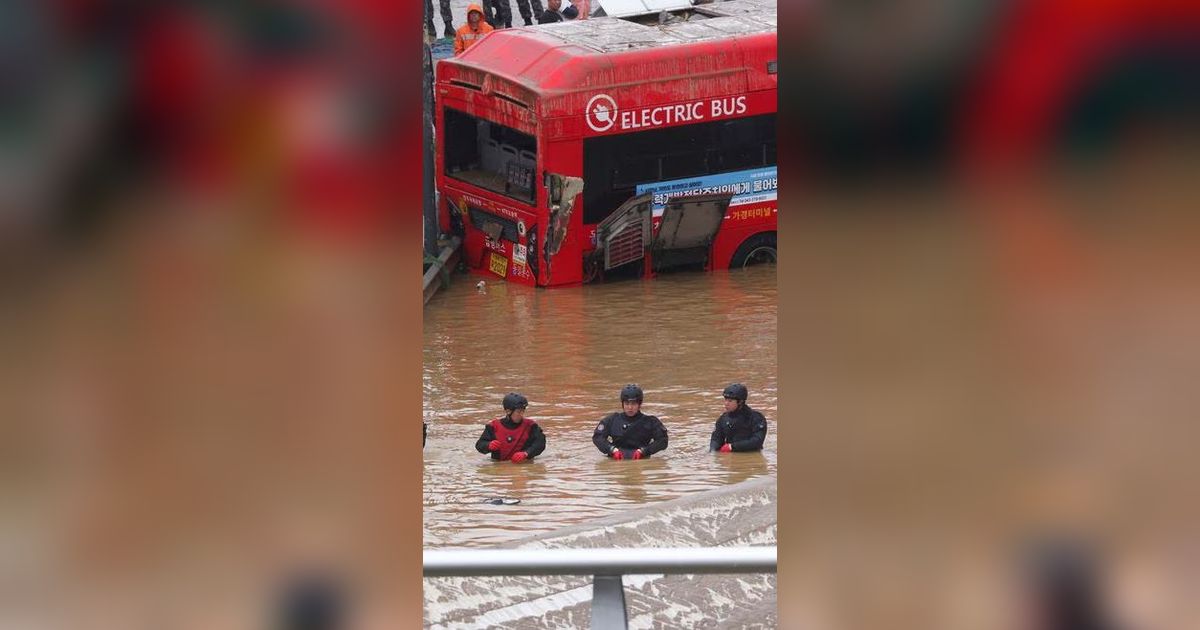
[422, 267, 778, 547]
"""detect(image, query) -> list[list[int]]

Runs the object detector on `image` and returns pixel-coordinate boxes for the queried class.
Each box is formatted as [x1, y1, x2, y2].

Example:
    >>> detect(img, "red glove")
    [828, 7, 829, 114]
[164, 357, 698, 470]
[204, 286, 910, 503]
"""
[719, 444, 732, 453]
[511, 451, 528, 463]
[610, 449, 624, 460]
[633, 449, 643, 460]
[488, 440, 501, 451]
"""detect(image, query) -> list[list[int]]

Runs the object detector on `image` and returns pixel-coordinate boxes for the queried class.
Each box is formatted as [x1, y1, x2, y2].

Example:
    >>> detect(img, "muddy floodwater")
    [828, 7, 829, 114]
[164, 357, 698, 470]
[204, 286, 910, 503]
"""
[422, 267, 777, 547]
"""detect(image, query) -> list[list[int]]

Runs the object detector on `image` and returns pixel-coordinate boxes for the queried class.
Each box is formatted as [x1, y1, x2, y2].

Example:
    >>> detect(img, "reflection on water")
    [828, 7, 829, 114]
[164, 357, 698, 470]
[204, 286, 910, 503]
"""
[423, 268, 777, 547]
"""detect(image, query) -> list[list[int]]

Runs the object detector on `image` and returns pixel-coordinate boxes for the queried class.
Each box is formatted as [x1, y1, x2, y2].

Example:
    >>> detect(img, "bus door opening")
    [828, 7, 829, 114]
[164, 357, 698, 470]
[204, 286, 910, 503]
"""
[651, 192, 733, 272]
[586, 191, 732, 281]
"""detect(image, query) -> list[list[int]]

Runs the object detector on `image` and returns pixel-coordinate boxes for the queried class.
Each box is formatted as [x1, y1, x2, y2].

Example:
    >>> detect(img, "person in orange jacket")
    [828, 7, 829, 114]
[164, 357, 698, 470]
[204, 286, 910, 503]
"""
[454, 4, 494, 56]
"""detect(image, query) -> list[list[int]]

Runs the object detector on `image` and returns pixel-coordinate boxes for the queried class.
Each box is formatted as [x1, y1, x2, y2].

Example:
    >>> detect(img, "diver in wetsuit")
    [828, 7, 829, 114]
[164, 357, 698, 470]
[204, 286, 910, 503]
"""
[593, 384, 668, 460]
[709, 383, 768, 452]
[476, 392, 546, 462]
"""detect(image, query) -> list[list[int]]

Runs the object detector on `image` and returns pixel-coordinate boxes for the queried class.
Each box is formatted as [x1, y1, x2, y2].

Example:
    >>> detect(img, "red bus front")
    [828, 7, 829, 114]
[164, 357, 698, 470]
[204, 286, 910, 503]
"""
[435, 70, 550, 287]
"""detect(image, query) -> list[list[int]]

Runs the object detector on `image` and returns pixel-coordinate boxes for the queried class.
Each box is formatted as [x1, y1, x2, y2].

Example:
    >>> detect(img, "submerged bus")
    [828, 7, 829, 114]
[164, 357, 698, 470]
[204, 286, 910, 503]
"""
[434, 0, 777, 287]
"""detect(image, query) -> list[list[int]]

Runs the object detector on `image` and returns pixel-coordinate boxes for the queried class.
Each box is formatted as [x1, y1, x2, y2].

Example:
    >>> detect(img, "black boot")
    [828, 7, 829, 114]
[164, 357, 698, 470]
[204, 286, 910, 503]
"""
[426, 21, 437, 37]
[444, 22, 455, 38]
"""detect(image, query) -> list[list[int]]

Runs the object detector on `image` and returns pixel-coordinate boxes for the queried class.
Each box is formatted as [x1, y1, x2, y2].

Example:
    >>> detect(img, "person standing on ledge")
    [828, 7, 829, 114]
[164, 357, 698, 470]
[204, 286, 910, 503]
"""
[514, 0, 544, 26]
[709, 383, 768, 452]
[538, 0, 567, 23]
[481, 0, 513, 28]
[454, 4, 494, 56]
[425, 0, 455, 38]
[593, 384, 668, 460]
[476, 393, 545, 462]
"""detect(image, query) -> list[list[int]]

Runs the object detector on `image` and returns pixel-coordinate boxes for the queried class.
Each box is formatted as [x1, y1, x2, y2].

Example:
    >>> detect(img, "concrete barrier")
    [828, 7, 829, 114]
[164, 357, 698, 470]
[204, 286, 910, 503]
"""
[425, 476, 777, 628]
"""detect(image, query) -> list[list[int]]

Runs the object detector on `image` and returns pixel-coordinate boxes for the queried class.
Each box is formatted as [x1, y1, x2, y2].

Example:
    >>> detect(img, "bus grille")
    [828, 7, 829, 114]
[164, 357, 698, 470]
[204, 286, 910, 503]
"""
[605, 223, 644, 270]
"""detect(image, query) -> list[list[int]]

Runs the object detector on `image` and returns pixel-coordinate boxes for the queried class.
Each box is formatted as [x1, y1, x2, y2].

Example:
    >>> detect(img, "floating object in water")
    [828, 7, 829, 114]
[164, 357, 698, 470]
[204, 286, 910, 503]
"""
[482, 497, 521, 505]
[476, 280, 486, 292]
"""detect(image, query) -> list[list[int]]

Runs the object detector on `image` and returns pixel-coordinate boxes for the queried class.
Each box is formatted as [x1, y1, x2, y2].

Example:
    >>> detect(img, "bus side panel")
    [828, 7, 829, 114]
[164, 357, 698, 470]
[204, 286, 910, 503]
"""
[538, 138, 585, 287]
[738, 33, 778, 93]
[711, 206, 778, 270]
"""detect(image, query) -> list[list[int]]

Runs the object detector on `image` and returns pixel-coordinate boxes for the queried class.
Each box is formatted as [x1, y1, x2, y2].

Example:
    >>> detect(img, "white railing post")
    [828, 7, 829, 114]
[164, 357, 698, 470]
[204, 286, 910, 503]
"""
[590, 574, 628, 630]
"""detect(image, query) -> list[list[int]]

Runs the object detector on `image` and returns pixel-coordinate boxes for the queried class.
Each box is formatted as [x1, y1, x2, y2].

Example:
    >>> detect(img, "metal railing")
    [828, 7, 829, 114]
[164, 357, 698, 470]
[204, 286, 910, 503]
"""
[424, 546, 777, 630]
[422, 235, 461, 305]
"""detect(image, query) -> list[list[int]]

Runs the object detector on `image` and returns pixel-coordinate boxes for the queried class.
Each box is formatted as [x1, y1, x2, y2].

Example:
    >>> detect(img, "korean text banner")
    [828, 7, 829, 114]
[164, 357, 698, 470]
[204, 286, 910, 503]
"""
[636, 167, 778, 216]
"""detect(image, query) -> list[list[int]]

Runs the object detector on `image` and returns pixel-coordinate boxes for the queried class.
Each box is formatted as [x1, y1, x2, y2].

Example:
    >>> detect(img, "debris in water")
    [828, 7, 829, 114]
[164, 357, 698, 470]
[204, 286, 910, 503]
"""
[482, 497, 521, 505]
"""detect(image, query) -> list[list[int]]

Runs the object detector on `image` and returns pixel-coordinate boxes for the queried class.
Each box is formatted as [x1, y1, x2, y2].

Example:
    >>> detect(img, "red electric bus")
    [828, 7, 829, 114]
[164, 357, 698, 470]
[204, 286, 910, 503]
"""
[434, 0, 777, 287]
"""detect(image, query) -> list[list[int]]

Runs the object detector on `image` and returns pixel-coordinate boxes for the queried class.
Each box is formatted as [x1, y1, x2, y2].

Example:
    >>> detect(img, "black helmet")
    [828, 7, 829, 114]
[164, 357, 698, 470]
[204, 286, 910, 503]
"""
[502, 392, 528, 411]
[619, 384, 643, 404]
[722, 383, 748, 402]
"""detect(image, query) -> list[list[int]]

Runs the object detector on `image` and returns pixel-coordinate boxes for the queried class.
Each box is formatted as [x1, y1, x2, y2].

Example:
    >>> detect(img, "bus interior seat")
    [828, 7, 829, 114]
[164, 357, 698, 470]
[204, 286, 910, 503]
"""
[500, 146, 519, 172]
[482, 139, 501, 171]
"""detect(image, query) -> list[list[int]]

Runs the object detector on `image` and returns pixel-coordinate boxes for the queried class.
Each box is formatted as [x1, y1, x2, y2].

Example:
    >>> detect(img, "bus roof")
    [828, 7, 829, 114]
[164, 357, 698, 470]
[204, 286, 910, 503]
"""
[439, 0, 776, 99]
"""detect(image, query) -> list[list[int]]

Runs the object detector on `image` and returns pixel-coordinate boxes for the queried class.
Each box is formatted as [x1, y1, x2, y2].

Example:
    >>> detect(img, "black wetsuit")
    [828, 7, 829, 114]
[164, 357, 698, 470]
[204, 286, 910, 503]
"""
[475, 416, 546, 460]
[709, 405, 768, 452]
[593, 411, 668, 458]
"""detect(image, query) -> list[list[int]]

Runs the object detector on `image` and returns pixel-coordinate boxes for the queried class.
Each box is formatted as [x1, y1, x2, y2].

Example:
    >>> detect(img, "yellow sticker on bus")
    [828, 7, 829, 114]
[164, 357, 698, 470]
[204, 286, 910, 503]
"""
[488, 251, 509, 278]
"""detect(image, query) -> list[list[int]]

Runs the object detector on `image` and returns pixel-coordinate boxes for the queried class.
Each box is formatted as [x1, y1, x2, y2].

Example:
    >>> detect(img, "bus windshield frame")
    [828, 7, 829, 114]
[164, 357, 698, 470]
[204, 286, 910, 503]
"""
[442, 107, 538, 207]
